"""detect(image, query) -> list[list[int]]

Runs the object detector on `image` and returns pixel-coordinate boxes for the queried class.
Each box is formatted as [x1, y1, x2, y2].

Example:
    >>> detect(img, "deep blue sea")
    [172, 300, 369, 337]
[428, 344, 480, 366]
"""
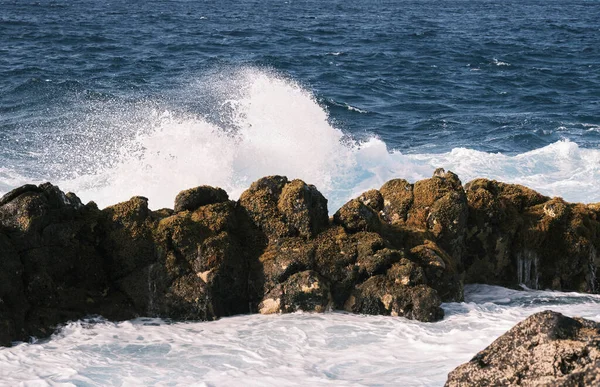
[2, 1, 600, 386]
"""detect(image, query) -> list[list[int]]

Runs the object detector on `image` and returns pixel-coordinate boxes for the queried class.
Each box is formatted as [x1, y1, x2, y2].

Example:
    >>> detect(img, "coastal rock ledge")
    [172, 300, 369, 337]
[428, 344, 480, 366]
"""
[1, 171, 599, 346]
[445, 311, 600, 386]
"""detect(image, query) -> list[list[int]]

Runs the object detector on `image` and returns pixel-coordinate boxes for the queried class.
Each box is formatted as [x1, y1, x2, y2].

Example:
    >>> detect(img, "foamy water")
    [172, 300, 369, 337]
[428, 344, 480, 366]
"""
[1, 285, 599, 387]
[1, 69, 600, 212]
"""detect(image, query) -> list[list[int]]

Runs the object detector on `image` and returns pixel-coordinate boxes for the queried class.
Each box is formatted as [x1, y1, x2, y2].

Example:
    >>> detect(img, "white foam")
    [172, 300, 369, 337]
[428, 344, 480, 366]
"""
[2, 68, 600, 212]
[1, 285, 599, 386]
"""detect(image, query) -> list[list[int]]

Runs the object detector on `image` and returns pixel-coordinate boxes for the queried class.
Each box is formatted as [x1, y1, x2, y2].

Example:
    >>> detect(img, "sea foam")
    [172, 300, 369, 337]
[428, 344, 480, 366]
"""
[1, 285, 599, 386]
[1, 68, 600, 211]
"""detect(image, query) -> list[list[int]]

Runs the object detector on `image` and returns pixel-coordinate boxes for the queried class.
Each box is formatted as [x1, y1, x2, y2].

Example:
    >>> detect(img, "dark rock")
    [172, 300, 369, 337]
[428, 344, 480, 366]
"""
[463, 179, 600, 293]
[344, 275, 443, 322]
[4, 171, 600, 346]
[380, 179, 413, 225]
[409, 241, 463, 302]
[408, 170, 468, 266]
[358, 189, 384, 212]
[333, 198, 381, 233]
[313, 226, 359, 308]
[259, 237, 315, 294]
[259, 270, 331, 314]
[445, 311, 600, 387]
[238, 176, 328, 240]
[174, 186, 228, 213]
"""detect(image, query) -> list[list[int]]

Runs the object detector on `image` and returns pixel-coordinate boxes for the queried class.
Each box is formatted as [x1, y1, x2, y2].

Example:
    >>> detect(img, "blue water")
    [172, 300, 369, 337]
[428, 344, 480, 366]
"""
[2, 3, 600, 385]
[1, 0, 600, 209]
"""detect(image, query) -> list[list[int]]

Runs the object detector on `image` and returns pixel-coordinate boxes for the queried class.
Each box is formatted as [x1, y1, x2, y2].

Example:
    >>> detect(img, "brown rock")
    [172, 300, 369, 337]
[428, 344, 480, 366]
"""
[344, 275, 443, 322]
[445, 311, 600, 387]
[259, 270, 331, 313]
[174, 186, 228, 213]
[238, 176, 328, 240]
[380, 179, 413, 225]
[333, 198, 381, 233]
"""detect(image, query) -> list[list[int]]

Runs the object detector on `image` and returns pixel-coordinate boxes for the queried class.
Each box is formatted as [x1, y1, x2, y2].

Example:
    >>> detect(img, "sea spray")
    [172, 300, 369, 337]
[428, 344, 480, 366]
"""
[3, 69, 600, 212]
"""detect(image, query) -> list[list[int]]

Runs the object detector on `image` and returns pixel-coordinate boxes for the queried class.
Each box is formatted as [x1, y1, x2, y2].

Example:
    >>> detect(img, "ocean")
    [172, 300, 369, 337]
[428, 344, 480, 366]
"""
[1, 0, 599, 385]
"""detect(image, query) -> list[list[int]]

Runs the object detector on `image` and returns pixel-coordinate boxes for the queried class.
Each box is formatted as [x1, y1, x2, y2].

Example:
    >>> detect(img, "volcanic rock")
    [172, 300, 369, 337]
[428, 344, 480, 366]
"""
[445, 311, 600, 386]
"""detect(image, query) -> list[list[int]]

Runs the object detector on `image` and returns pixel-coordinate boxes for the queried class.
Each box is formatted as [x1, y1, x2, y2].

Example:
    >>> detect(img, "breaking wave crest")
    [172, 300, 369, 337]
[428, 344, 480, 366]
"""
[2, 68, 600, 211]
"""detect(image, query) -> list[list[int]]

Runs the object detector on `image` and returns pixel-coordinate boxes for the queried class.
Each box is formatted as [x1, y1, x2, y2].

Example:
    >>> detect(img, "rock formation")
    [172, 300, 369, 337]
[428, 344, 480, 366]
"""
[445, 311, 600, 386]
[1, 171, 600, 346]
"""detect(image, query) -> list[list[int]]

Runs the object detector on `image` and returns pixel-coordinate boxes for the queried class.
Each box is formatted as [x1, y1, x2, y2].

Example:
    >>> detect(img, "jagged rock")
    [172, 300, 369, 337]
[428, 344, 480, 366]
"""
[0, 231, 26, 347]
[407, 170, 468, 266]
[380, 178, 413, 225]
[358, 189, 384, 212]
[333, 198, 381, 233]
[173, 185, 228, 213]
[314, 226, 359, 308]
[0, 183, 132, 343]
[259, 237, 315, 294]
[150, 202, 249, 319]
[278, 179, 329, 238]
[3, 172, 600, 346]
[409, 241, 463, 302]
[238, 176, 328, 240]
[464, 179, 600, 292]
[344, 275, 443, 322]
[259, 270, 331, 314]
[101, 196, 158, 281]
[445, 311, 600, 387]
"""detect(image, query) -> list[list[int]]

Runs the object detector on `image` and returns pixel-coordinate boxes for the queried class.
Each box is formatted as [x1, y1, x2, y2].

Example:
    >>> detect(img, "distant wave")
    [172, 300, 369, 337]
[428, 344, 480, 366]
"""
[2, 68, 600, 212]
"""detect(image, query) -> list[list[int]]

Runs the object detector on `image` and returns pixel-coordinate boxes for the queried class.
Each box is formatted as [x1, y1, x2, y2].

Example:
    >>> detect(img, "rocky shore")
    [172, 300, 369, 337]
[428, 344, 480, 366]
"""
[446, 311, 600, 386]
[1, 170, 599, 349]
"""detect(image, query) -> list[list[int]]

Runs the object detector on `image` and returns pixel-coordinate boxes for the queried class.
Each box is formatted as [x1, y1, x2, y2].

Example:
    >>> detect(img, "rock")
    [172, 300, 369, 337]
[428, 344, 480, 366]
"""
[150, 202, 249, 319]
[380, 179, 413, 225]
[344, 275, 443, 322]
[409, 241, 463, 302]
[408, 170, 468, 266]
[278, 179, 329, 238]
[238, 176, 328, 240]
[333, 198, 381, 233]
[259, 237, 315, 294]
[313, 226, 359, 308]
[4, 171, 600, 345]
[445, 311, 600, 387]
[0, 183, 133, 342]
[101, 196, 159, 282]
[259, 270, 331, 314]
[463, 179, 600, 292]
[174, 186, 228, 213]
[358, 189, 384, 212]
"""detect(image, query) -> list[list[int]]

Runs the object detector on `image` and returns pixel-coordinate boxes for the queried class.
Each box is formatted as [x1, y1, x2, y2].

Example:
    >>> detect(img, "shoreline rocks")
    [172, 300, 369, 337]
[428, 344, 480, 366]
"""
[445, 311, 600, 386]
[1, 171, 600, 346]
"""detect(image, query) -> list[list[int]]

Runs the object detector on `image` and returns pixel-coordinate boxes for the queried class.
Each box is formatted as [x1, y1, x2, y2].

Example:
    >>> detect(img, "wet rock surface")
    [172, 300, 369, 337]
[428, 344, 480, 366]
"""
[445, 311, 600, 387]
[1, 171, 600, 350]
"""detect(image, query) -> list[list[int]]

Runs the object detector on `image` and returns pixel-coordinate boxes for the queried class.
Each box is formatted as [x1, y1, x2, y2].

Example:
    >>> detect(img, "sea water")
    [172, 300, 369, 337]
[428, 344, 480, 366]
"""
[1, 285, 599, 386]
[2, 0, 600, 385]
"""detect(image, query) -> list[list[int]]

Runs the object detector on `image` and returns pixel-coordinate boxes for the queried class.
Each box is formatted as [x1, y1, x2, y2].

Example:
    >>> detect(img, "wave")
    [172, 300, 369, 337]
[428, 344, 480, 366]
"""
[1, 68, 600, 211]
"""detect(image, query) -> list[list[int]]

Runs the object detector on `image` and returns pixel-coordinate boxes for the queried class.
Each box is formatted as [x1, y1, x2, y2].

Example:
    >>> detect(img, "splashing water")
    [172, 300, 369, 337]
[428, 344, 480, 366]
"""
[1, 285, 599, 386]
[2, 69, 600, 212]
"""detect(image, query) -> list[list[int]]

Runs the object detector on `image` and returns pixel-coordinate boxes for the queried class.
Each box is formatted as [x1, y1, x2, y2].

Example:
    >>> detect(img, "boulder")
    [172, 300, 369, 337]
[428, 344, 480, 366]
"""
[173, 185, 228, 213]
[238, 176, 328, 240]
[0, 183, 132, 342]
[259, 270, 331, 314]
[445, 311, 600, 386]
[464, 179, 600, 293]
[333, 198, 381, 233]
[344, 275, 443, 322]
